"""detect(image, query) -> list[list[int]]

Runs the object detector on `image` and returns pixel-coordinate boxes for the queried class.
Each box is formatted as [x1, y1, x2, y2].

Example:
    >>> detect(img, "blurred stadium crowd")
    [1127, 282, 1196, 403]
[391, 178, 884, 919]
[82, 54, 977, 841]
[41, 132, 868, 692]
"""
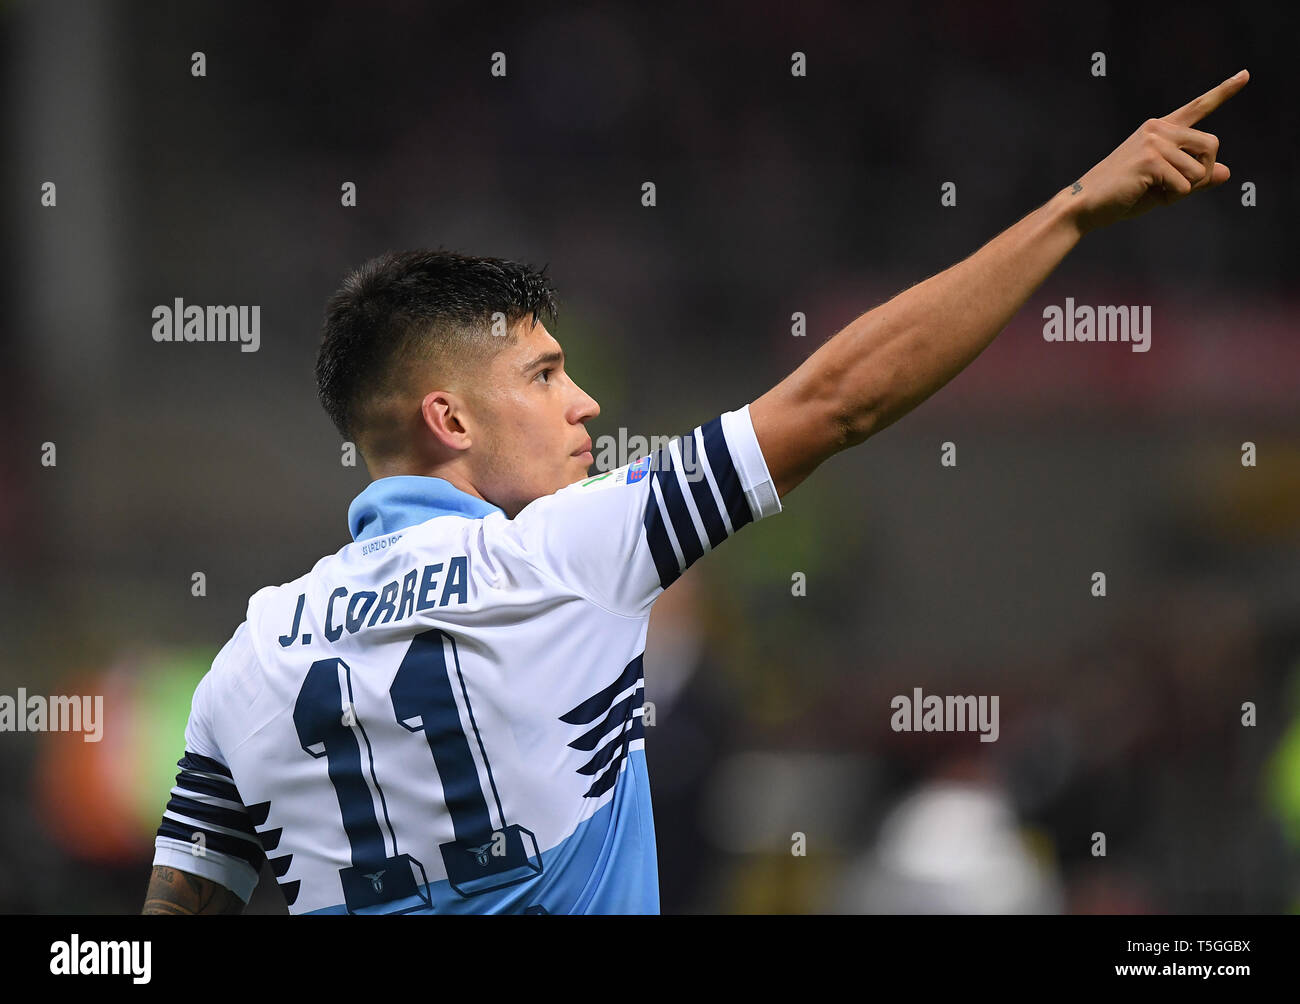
[1, 0, 1297, 912]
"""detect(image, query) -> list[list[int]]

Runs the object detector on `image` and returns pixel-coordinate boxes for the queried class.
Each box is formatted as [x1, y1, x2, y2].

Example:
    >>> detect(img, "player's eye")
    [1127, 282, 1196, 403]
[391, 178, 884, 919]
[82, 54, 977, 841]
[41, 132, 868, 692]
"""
[534, 368, 552, 384]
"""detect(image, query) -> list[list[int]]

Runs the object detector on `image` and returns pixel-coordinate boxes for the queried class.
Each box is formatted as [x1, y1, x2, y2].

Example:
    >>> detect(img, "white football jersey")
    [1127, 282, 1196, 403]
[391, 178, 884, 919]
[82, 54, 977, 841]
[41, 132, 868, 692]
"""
[152, 405, 782, 913]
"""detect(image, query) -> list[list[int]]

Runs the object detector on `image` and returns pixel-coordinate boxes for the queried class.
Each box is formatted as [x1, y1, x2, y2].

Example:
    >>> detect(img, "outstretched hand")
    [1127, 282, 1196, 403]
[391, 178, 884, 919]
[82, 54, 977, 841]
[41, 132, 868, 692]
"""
[1070, 70, 1249, 233]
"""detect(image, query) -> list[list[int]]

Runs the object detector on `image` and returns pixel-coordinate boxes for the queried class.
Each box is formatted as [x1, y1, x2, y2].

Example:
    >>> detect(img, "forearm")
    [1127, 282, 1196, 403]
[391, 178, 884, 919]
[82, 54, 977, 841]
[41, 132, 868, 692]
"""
[142, 865, 244, 915]
[827, 186, 1085, 445]
[751, 71, 1244, 500]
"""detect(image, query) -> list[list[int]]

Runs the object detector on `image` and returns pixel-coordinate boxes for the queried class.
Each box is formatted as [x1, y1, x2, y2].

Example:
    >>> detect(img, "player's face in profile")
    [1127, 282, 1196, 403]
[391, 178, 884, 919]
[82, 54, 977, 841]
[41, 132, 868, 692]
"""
[472, 319, 600, 514]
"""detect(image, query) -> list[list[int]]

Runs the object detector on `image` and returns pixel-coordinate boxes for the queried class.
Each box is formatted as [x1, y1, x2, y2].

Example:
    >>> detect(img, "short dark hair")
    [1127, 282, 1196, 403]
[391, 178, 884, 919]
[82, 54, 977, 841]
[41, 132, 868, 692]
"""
[315, 249, 559, 447]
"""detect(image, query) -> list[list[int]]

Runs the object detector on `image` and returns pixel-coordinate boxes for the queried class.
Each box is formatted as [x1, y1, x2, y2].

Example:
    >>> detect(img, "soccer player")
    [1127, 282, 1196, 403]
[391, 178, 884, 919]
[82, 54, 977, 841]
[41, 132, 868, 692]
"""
[143, 72, 1247, 914]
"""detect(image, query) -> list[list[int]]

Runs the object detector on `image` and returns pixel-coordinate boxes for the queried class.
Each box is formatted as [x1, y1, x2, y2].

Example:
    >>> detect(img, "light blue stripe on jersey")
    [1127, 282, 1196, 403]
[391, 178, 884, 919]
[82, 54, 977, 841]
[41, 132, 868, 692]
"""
[303, 748, 658, 915]
[332, 475, 661, 915]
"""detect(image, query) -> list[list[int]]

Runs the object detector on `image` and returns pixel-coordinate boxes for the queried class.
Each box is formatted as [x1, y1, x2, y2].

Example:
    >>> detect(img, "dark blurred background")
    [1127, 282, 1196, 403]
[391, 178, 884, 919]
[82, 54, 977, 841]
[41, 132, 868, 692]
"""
[2, 0, 1298, 913]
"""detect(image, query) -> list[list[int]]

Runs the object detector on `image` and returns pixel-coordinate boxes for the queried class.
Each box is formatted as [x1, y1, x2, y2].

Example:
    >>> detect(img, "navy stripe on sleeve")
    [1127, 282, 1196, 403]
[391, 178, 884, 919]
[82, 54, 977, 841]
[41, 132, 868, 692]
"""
[157, 750, 267, 875]
[172, 771, 240, 801]
[700, 417, 752, 532]
[642, 486, 682, 590]
[179, 751, 233, 778]
[641, 422, 758, 590]
[157, 818, 266, 874]
[164, 792, 260, 839]
[685, 430, 728, 548]
[653, 461, 704, 568]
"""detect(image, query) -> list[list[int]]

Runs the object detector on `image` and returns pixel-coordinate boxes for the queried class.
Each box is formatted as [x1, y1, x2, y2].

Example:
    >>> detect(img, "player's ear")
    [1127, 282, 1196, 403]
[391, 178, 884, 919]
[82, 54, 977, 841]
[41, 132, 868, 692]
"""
[420, 390, 473, 452]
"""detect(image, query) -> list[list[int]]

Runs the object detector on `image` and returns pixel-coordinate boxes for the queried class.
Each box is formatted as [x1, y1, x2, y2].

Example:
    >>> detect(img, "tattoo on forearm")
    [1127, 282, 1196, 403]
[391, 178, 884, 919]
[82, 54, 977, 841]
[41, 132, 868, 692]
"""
[1070, 181, 1083, 194]
[142, 865, 244, 915]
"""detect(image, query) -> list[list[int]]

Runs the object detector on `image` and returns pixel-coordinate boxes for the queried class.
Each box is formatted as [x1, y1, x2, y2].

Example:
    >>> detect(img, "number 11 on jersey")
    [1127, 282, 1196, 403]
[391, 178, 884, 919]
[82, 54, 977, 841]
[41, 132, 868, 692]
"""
[293, 628, 542, 913]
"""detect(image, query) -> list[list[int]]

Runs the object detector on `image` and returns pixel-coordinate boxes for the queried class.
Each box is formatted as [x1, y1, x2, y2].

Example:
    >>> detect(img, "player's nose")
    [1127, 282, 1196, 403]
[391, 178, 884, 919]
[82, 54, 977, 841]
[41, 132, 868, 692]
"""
[571, 381, 600, 423]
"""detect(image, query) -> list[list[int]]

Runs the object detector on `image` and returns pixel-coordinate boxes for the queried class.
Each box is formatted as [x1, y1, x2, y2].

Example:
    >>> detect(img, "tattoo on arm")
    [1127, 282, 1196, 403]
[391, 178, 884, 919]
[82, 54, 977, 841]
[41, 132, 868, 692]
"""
[142, 865, 245, 915]
[1070, 181, 1083, 194]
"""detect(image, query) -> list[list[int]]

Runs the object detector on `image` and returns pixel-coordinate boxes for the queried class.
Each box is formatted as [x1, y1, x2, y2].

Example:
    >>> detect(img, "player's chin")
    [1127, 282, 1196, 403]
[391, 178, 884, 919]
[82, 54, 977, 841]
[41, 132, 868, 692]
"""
[567, 452, 594, 482]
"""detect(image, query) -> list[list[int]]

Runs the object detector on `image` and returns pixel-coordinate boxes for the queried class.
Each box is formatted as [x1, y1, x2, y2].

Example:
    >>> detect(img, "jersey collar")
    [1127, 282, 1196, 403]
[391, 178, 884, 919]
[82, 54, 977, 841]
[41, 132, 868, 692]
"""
[347, 475, 504, 542]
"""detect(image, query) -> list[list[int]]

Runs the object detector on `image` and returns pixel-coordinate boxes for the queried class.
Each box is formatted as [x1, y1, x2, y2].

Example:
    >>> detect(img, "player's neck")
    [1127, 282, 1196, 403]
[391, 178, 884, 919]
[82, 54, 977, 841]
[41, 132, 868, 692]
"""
[368, 460, 485, 502]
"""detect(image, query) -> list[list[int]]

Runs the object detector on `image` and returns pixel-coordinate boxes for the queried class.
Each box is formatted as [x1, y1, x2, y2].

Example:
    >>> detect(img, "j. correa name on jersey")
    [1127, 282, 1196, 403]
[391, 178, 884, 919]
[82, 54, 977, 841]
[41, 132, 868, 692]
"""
[277, 554, 469, 647]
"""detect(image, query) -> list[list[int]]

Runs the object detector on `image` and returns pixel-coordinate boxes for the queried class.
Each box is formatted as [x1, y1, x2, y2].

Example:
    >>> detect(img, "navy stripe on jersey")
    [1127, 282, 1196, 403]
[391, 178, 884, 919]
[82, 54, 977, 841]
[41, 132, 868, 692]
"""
[686, 428, 729, 548]
[245, 799, 272, 828]
[585, 719, 645, 799]
[164, 792, 260, 836]
[171, 771, 242, 801]
[562, 656, 647, 799]
[179, 751, 233, 778]
[159, 799, 262, 846]
[642, 487, 680, 590]
[578, 716, 645, 777]
[566, 685, 644, 752]
[279, 880, 301, 906]
[156, 750, 267, 875]
[156, 818, 266, 873]
[257, 826, 283, 852]
[173, 763, 240, 799]
[269, 854, 293, 877]
[701, 417, 752, 532]
[653, 446, 703, 568]
[642, 420, 752, 589]
[561, 654, 643, 725]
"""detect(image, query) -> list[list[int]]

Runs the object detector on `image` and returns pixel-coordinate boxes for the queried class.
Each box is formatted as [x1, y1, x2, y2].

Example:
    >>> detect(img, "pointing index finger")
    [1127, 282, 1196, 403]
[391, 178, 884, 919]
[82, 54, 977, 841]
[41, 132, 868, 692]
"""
[1164, 69, 1249, 127]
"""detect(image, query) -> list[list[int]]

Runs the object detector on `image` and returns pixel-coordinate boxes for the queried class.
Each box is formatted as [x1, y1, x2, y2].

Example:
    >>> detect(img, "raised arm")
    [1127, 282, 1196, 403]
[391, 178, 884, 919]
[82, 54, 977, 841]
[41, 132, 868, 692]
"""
[750, 70, 1248, 498]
